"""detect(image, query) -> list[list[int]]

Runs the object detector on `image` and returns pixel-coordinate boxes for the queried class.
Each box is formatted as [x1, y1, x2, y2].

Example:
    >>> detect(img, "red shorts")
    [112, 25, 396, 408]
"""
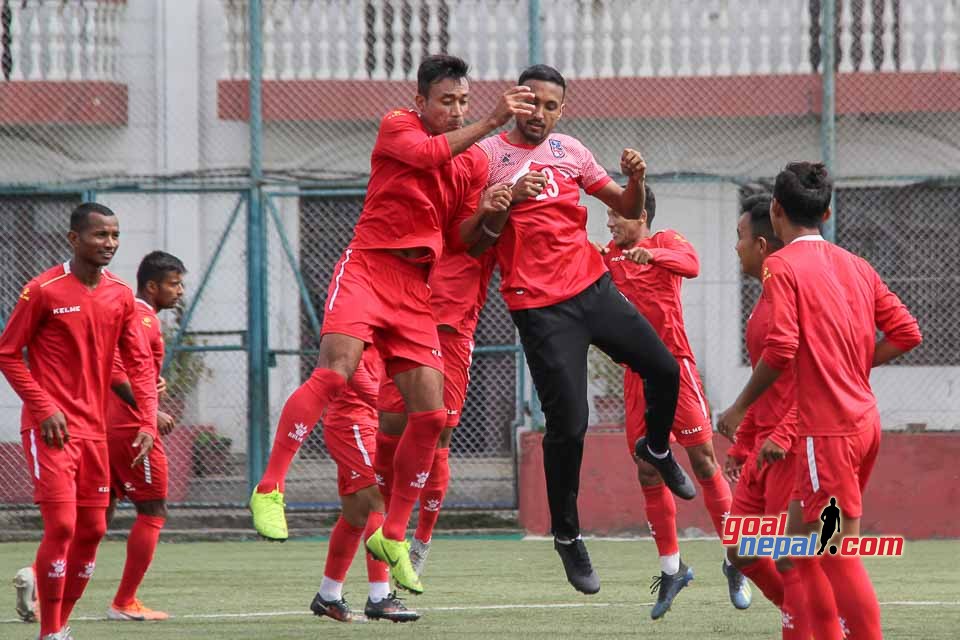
[624, 357, 712, 455]
[108, 429, 169, 502]
[321, 248, 442, 376]
[21, 431, 110, 507]
[377, 329, 475, 428]
[731, 446, 798, 517]
[793, 419, 881, 523]
[323, 421, 377, 496]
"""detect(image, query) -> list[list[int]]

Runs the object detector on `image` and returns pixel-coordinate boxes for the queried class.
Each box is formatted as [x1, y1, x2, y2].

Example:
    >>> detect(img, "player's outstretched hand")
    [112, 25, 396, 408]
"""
[479, 183, 513, 215]
[131, 431, 155, 467]
[40, 411, 69, 448]
[756, 437, 787, 470]
[157, 410, 176, 436]
[512, 171, 547, 203]
[491, 86, 536, 127]
[623, 246, 654, 264]
[723, 454, 744, 483]
[620, 148, 646, 182]
[716, 404, 745, 443]
[591, 241, 610, 255]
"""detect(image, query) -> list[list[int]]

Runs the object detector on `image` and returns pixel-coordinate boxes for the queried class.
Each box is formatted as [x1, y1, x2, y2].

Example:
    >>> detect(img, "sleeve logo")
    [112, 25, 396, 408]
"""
[19, 286, 29, 301]
[142, 316, 153, 328]
[762, 266, 773, 282]
[386, 109, 406, 119]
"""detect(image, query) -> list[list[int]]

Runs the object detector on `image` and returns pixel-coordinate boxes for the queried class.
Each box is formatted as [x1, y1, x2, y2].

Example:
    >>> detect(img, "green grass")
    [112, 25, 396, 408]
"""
[1, 538, 957, 639]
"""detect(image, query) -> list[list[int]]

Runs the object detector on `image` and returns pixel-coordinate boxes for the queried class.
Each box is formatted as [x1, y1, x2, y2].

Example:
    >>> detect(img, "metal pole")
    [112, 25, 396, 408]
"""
[528, 0, 542, 65]
[820, 0, 837, 242]
[247, 0, 269, 493]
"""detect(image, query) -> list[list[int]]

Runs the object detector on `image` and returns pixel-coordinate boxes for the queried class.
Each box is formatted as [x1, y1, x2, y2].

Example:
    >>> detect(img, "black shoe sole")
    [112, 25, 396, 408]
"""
[257, 533, 287, 543]
[365, 613, 421, 623]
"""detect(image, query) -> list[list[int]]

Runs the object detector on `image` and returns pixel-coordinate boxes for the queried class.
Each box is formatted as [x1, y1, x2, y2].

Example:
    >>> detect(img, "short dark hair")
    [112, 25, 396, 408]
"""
[417, 54, 469, 98]
[518, 64, 566, 95]
[741, 193, 782, 250]
[644, 184, 656, 228]
[70, 202, 116, 232]
[773, 162, 832, 227]
[137, 250, 186, 291]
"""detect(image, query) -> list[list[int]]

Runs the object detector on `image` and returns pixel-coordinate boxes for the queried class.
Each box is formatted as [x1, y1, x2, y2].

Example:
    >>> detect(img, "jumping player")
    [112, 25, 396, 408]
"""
[474, 64, 692, 596]
[0, 203, 159, 640]
[249, 54, 529, 595]
[718, 163, 922, 639]
[601, 190, 750, 618]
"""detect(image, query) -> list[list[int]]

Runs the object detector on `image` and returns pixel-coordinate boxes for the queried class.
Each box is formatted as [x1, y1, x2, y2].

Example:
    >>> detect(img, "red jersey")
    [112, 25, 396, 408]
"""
[429, 251, 496, 337]
[761, 236, 922, 436]
[477, 132, 612, 310]
[107, 298, 164, 430]
[349, 109, 489, 263]
[323, 346, 383, 430]
[733, 293, 799, 456]
[0, 263, 159, 440]
[603, 230, 698, 361]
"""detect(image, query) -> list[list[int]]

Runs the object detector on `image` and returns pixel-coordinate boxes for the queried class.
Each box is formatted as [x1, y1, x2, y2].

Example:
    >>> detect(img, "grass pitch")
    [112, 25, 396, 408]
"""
[1, 537, 957, 639]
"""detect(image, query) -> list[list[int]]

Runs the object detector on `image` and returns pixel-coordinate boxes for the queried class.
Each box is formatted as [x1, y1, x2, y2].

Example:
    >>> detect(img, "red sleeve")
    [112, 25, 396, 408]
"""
[768, 419, 799, 453]
[447, 149, 490, 253]
[871, 268, 922, 352]
[759, 256, 799, 371]
[730, 407, 757, 459]
[0, 282, 59, 423]
[375, 110, 452, 170]
[649, 232, 700, 278]
[110, 348, 129, 388]
[116, 294, 159, 437]
[577, 144, 611, 193]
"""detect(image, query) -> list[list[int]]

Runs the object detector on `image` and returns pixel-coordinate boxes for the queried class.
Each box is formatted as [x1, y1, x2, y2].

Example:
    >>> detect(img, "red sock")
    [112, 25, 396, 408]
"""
[780, 565, 812, 640]
[364, 511, 389, 583]
[697, 467, 733, 538]
[324, 516, 364, 583]
[60, 507, 107, 628]
[641, 484, 679, 557]
[794, 557, 844, 640]
[112, 514, 165, 608]
[821, 554, 883, 640]
[36, 503, 75, 636]
[258, 368, 346, 493]
[374, 431, 401, 512]
[740, 558, 784, 607]
[415, 447, 449, 543]
[382, 409, 446, 541]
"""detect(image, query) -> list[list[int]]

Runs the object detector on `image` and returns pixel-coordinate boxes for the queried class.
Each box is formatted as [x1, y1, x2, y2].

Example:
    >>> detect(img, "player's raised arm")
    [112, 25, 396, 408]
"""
[591, 148, 647, 219]
[646, 233, 701, 278]
[0, 281, 61, 427]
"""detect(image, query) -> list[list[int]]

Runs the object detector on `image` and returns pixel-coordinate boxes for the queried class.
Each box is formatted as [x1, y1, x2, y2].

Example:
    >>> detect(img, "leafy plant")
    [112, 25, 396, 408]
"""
[160, 303, 212, 420]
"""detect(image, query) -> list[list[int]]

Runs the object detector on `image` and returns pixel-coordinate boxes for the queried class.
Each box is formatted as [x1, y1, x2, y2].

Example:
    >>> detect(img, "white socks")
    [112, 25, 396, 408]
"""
[319, 576, 343, 601]
[660, 552, 681, 575]
[368, 581, 391, 603]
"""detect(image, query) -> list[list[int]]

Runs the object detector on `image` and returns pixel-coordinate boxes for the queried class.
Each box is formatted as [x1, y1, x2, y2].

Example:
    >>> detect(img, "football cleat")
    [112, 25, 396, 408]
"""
[14, 565, 37, 623]
[249, 486, 288, 541]
[365, 528, 423, 595]
[364, 592, 421, 623]
[634, 437, 697, 500]
[310, 592, 354, 623]
[650, 561, 694, 619]
[722, 561, 752, 610]
[409, 538, 431, 577]
[554, 538, 600, 594]
[107, 599, 170, 621]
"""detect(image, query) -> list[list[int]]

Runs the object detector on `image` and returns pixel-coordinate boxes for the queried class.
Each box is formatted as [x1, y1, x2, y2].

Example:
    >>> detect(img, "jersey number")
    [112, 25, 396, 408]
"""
[534, 167, 560, 201]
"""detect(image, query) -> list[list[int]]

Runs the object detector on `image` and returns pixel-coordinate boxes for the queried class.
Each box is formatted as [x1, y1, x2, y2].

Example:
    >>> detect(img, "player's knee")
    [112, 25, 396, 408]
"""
[43, 515, 76, 543]
[635, 460, 662, 486]
[379, 411, 406, 436]
[688, 446, 718, 479]
[135, 500, 167, 519]
[78, 514, 107, 542]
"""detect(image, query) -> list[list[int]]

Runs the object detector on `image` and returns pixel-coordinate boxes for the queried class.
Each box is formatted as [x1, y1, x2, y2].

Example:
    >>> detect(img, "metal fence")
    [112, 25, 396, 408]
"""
[0, 0, 957, 518]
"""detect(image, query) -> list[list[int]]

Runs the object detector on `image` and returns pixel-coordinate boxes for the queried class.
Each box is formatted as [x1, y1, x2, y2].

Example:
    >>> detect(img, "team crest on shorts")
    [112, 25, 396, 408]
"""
[549, 139, 565, 158]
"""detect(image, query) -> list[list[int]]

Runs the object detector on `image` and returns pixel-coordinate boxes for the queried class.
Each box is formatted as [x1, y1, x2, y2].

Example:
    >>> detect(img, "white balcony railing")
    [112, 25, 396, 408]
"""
[221, 0, 960, 82]
[1, 0, 126, 82]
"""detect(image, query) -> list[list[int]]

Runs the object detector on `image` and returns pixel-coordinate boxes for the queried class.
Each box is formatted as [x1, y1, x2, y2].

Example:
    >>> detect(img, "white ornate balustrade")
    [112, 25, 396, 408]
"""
[0, 0, 126, 83]
[220, 0, 960, 81]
